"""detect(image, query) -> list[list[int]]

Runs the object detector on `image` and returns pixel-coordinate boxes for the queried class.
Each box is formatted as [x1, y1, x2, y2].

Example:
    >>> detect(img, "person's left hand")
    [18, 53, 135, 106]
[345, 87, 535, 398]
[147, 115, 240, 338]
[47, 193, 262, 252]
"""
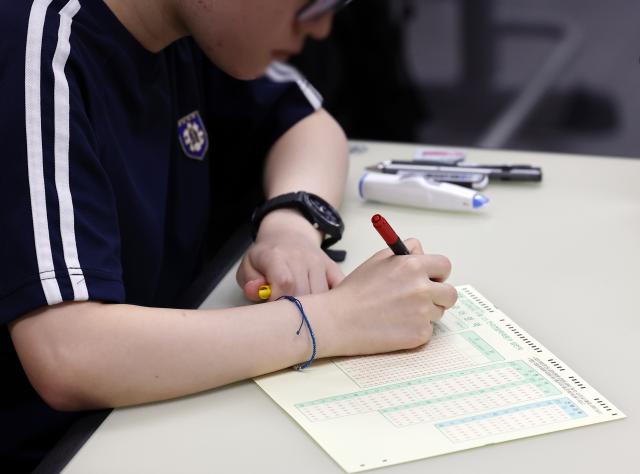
[236, 209, 344, 302]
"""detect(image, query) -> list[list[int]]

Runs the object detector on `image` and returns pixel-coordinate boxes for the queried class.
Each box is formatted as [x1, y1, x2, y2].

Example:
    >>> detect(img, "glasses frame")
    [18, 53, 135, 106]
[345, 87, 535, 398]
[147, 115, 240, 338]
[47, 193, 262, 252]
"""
[296, 0, 354, 22]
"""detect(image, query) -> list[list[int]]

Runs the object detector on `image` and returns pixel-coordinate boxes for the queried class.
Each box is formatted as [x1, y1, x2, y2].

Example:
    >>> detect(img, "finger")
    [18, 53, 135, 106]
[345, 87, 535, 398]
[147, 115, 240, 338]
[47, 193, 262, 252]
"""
[427, 303, 446, 323]
[283, 260, 311, 296]
[371, 245, 395, 260]
[326, 260, 345, 289]
[235, 252, 263, 288]
[308, 266, 329, 294]
[431, 282, 458, 310]
[423, 254, 453, 282]
[243, 278, 268, 302]
[249, 248, 296, 300]
[404, 238, 424, 255]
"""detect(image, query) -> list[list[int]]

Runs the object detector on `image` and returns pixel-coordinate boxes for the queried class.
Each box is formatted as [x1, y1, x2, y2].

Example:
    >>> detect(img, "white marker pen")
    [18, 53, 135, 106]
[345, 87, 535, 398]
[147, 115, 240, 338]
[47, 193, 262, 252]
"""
[359, 171, 489, 211]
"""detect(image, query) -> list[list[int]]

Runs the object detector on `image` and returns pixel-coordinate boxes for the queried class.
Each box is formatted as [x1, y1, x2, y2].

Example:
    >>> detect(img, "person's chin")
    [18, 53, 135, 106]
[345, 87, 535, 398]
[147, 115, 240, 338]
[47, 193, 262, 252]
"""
[271, 51, 292, 62]
[224, 59, 274, 81]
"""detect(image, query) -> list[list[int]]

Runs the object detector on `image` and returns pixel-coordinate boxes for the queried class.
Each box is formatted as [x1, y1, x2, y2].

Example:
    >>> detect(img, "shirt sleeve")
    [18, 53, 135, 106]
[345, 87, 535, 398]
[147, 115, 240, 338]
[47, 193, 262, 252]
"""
[0, 2, 124, 325]
[254, 60, 324, 142]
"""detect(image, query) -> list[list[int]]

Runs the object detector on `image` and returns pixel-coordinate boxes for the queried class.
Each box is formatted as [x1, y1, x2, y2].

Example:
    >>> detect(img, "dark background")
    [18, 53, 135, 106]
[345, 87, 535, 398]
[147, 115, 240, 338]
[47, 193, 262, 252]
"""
[293, 0, 640, 158]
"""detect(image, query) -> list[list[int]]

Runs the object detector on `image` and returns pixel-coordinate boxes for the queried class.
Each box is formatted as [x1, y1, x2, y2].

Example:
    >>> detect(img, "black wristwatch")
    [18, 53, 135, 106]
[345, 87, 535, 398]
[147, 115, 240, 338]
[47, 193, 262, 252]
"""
[251, 192, 346, 261]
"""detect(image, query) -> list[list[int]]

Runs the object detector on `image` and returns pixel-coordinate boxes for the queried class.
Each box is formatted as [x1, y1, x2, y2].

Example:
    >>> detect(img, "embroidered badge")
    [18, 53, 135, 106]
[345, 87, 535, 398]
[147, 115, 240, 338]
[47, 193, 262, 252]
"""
[177, 111, 209, 160]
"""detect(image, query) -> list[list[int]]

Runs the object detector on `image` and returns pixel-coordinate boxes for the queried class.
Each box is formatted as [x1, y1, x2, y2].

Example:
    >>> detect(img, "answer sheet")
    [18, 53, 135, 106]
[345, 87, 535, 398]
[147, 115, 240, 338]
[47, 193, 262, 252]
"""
[255, 286, 625, 472]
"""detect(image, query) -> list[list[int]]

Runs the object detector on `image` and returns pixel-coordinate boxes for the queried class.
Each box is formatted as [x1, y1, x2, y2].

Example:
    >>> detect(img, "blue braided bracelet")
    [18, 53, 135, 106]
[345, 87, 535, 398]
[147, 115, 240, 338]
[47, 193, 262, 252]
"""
[277, 295, 317, 370]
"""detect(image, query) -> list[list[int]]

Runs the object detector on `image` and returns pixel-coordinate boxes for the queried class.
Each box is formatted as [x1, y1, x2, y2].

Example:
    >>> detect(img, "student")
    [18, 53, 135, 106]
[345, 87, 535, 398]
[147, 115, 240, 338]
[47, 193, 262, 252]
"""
[0, 0, 457, 470]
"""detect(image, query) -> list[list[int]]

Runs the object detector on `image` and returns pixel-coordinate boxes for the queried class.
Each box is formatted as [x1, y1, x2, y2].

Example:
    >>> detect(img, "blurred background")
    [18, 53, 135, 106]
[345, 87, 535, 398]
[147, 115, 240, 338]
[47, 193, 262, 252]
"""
[292, 0, 640, 158]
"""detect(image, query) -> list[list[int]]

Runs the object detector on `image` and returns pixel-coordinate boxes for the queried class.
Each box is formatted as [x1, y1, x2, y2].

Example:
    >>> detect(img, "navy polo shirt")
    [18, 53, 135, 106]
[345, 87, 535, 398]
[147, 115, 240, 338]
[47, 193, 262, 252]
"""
[0, 0, 322, 470]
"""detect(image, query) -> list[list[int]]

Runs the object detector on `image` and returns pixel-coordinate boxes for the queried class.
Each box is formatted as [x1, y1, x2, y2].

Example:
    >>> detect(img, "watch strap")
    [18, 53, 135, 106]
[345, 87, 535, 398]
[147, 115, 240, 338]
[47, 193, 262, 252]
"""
[251, 191, 344, 252]
[250, 192, 307, 240]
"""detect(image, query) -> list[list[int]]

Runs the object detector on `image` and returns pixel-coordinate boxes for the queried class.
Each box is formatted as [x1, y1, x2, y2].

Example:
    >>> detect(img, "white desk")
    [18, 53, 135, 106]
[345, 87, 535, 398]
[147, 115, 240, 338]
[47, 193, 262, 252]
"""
[62, 141, 640, 473]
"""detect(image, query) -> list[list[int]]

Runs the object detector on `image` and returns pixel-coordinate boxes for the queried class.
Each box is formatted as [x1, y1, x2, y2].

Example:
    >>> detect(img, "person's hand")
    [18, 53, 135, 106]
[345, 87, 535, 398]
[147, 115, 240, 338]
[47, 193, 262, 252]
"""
[318, 238, 457, 357]
[237, 209, 344, 301]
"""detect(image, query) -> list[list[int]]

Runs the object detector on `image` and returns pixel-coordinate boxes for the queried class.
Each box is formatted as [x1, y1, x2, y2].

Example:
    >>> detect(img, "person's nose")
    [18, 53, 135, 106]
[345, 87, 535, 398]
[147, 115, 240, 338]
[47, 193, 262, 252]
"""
[299, 12, 334, 40]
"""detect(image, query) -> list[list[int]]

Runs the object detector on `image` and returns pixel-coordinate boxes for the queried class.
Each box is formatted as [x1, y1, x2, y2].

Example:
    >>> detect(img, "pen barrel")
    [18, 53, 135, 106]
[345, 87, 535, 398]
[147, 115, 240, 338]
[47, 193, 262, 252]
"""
[489, 169, 543, 181]
[371, 213, 411, 255]
[385, 161, 542, 182]
[389, 239, 411, 255]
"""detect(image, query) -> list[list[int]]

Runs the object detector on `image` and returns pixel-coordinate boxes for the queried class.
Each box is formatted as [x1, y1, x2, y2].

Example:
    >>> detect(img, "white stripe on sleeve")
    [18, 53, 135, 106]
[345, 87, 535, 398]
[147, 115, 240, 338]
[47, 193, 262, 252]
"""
[53, 0, 88, 301]
[25, 0, 62, 305]
[25, 0, 88, 305]
[265, 62, 323, 111]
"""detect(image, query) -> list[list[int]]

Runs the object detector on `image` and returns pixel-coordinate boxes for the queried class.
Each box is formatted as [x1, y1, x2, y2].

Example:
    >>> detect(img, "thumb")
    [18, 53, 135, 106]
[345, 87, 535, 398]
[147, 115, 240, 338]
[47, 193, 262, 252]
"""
[243, 277, 270, 302]
[236, 255, 267, 302]
[236, 250, 264, 286]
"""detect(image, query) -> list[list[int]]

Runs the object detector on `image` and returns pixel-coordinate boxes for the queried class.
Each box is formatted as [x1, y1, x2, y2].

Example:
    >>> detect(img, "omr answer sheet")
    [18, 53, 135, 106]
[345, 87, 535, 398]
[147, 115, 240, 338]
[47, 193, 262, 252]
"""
[254, 285, 625, 473]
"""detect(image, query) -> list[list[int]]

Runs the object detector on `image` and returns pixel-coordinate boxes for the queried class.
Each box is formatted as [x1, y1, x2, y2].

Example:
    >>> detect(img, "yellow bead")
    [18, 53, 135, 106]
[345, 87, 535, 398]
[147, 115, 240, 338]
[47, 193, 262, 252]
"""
[258, 284, 271, 300]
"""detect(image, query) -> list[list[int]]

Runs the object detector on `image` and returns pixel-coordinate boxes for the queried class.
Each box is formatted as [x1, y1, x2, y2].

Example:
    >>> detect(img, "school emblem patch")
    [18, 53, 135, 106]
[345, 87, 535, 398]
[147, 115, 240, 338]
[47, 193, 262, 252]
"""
[177, 111, 209, 160]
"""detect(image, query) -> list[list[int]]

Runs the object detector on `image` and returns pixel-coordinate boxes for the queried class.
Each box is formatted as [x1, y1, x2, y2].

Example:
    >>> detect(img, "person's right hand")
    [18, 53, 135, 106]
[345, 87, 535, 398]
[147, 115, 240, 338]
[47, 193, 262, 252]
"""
[320, 238, 457, 357]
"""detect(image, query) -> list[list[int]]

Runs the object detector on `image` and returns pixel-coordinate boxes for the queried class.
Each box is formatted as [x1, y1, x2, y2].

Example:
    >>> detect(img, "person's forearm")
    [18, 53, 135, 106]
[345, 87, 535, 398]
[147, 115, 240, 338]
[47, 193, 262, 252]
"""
[10, 298, 337, 411]
[263, 108, 349, 206]
[11, 242, 456, 412]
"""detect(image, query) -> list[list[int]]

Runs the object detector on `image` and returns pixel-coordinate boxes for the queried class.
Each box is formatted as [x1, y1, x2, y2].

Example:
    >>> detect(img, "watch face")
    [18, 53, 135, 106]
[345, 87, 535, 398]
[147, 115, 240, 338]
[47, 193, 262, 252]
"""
[307, 194, 342, 226]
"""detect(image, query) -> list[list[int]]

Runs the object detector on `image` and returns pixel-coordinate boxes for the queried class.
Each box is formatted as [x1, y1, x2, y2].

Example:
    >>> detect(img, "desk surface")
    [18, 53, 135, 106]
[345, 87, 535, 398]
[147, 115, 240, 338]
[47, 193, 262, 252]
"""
[62, 142, 639, 474]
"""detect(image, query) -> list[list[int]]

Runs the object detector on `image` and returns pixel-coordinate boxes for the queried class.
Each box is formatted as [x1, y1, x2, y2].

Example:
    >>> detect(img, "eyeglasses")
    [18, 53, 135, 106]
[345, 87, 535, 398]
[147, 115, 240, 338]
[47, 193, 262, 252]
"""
[296, 0, 354, 22]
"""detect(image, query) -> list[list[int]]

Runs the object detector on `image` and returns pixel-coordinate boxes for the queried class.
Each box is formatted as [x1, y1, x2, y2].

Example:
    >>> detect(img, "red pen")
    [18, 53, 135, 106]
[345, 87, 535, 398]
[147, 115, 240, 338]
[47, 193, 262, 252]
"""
[371, 214, 411, 255]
